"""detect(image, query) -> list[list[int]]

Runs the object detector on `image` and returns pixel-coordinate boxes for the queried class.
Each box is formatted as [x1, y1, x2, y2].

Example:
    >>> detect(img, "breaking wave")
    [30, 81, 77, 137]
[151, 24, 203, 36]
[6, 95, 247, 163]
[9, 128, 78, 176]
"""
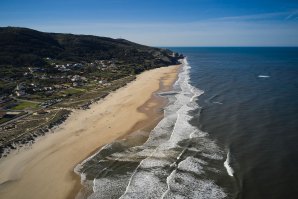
[75, 58, 231, 199]
[258, 75, 270, 78]
[224, 150, 234, 177]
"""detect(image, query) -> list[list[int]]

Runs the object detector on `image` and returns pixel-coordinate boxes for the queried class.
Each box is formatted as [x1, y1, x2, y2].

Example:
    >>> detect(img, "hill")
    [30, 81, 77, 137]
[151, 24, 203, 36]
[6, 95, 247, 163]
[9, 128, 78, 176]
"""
[0, 27, 183, 155]
[0, 27, 182, 67]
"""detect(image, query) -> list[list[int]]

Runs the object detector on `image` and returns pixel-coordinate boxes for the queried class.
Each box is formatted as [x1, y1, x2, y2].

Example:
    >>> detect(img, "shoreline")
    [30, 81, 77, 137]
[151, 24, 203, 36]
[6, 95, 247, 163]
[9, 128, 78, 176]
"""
[0, 65, 180, 199]
[71, 66, 180, 199]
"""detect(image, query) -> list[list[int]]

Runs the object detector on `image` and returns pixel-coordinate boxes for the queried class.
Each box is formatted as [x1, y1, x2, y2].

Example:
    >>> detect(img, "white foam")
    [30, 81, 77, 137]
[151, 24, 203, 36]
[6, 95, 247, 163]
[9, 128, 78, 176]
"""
[224, 150, 234, 177]
[80, 58, 227, 199]
[258, 75, 270, 78]
[117, 58, 227, 198]
[89, 175, 131, 199]
[118, 58, 201, 198]
[202, 152, 223, 160]
[177, 156, 206, 174]
[162, 171, 227, 199]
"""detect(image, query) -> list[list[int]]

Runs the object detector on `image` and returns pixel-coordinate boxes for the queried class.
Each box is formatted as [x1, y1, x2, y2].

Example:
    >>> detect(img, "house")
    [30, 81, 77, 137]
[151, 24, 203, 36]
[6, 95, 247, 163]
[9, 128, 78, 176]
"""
[41, 75, 48, 80]
[73, 63, 83, 68]
[0, 96, 10, 105]
[98, 80, 108, 84]
[71, 75, 87, 84]
[4, 111, 22, 118]
[71, 75, 82, 82]
[15, 83, 26, 96]
[15, 83, 25, 91]
[44, 87, 53, 91]
[15, 90, 26, 97]
[28, 67, 41, 73]
[73, 82, 84, 87]
[33, 110, 48, 115]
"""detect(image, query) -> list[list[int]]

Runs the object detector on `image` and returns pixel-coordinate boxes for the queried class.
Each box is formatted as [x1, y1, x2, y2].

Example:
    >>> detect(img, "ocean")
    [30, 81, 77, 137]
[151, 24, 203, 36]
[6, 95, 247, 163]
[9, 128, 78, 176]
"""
[76, 47, 298, 199]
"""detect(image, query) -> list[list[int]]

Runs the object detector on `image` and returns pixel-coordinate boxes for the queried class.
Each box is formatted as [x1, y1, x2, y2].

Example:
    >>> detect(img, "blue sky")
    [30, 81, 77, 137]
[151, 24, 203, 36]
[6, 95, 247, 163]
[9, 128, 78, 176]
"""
[1, 0, 298, 46]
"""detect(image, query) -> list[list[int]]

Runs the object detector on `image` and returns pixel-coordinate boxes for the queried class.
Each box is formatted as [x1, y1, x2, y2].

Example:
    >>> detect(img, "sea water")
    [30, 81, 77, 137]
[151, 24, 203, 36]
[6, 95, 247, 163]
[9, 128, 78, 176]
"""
[171, 47, 298, 199]
[76, 47, 298, 199]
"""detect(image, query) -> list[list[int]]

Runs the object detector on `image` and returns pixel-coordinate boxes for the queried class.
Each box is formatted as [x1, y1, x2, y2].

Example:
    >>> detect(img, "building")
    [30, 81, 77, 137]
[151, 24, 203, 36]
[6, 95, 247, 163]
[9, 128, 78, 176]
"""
[15, 83, 26, 96]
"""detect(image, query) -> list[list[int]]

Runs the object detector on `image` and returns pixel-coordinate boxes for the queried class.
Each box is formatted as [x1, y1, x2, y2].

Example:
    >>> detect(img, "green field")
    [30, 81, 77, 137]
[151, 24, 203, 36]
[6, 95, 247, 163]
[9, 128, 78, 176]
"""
[61, 88, 86, 95]
[0, 117, 11, 124]
[11, 101, 40, 110]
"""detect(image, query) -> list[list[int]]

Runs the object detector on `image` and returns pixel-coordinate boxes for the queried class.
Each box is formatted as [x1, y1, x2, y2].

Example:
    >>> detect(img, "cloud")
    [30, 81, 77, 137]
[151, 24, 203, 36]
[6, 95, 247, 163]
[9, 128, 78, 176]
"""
[215, 12, 287, 21]
[285, 10, 298, 20]
[211, 10, 298, 22]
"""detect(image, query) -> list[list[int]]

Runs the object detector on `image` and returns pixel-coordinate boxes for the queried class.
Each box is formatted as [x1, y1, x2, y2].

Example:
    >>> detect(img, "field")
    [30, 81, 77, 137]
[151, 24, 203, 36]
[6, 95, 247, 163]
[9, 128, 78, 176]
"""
[11, 101, 40, 110]
[0, 75, 136, 156]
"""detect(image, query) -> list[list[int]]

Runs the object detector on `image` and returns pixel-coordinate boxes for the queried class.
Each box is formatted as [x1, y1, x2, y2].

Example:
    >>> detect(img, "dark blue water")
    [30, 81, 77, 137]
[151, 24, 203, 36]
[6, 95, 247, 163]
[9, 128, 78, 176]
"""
[170, 47, 298, 199]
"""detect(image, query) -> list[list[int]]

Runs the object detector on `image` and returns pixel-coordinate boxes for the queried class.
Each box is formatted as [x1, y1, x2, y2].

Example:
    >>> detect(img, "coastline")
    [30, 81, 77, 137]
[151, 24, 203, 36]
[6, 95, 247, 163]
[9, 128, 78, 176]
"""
[0, 65, 180, 199]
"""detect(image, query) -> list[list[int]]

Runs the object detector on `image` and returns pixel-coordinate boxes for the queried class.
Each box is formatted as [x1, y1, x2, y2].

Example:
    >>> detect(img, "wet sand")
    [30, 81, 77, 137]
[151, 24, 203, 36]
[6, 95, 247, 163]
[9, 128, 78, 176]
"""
[0, 65, 179, 199]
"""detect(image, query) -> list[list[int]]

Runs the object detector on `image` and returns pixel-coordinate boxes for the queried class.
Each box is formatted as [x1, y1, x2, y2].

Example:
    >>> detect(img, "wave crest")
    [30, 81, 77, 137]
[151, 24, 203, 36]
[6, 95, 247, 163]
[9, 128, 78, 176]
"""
[76, 58, 229, 199]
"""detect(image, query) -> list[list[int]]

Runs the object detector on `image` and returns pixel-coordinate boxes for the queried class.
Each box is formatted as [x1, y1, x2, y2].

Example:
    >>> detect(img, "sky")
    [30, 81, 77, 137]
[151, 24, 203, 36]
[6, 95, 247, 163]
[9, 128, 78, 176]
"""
[0, 0, 298, 46]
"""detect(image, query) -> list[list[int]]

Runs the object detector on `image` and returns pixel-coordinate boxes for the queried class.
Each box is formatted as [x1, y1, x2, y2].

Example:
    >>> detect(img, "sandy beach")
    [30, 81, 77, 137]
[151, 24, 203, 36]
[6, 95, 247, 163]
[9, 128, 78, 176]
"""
[0, 65, 179, 199]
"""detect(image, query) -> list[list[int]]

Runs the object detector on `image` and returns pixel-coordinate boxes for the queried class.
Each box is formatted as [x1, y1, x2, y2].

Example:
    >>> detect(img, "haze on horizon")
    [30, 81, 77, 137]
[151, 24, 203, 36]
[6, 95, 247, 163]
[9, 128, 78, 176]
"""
[0, 0, 297, 47]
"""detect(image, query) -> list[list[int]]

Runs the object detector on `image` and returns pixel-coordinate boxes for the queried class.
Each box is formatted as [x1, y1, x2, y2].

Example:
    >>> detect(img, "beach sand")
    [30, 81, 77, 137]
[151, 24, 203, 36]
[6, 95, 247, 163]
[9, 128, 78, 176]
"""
[0, 65, 179, 199]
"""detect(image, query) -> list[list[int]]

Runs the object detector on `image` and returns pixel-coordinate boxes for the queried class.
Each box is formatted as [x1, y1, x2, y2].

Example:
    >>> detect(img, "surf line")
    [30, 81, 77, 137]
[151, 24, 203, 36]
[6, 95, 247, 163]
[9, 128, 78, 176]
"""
[258, 75, 270, 78]
[224, 150, 234, 177]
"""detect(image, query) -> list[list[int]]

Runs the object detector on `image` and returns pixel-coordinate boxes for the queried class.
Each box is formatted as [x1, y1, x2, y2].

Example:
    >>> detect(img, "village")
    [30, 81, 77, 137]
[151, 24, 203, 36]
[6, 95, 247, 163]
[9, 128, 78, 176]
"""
[0, 58, 136, 156]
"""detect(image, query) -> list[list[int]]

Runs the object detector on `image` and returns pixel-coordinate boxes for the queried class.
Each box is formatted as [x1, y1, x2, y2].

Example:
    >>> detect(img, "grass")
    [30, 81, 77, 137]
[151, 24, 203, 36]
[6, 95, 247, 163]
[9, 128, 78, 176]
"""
[11, 101, 39, 110]
[62, 88, 85, 95]
[0, 117, 10, 124]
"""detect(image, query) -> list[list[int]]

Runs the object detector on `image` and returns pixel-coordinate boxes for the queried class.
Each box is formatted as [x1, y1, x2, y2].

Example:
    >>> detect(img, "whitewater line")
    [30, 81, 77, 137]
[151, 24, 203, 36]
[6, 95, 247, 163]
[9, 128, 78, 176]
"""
[224, 150, 234, 177]
[119, 57, 206, 198]
[161, 58, 201, 198]
[118, 63, 186, 198]
[118, 111, 180, 198]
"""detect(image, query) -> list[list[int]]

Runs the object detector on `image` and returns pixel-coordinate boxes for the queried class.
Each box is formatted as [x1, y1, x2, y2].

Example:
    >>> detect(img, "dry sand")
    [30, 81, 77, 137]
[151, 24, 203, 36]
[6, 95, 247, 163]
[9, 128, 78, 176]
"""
[0, 65, 179, 199]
